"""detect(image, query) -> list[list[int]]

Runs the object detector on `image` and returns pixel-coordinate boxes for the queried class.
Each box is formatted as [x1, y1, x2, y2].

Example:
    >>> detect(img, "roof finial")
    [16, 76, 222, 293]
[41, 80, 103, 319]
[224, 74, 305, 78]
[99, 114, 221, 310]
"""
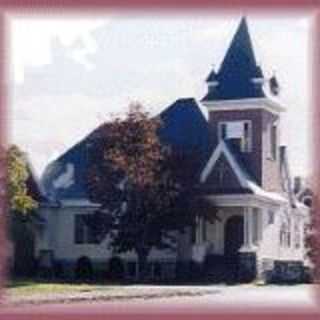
[269, 71, 280, 96]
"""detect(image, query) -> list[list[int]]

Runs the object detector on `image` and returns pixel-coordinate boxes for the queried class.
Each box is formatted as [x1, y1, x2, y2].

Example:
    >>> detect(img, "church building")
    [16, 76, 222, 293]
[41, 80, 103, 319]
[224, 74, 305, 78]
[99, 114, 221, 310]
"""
[33, 17, 311, 283]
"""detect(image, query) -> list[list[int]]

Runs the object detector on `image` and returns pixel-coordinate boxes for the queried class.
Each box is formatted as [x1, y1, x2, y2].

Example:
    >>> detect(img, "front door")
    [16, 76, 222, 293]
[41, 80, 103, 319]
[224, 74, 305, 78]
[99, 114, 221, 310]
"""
[224, 215, 244, 282]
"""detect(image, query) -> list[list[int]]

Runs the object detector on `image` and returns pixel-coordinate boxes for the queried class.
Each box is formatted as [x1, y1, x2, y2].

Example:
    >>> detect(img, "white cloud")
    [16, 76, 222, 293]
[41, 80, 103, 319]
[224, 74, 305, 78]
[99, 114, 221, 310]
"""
[9, 16, 107, 83]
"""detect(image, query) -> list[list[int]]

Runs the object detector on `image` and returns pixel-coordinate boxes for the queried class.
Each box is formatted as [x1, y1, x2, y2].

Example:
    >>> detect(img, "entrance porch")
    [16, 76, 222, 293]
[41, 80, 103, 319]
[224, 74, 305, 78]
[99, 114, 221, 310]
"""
[191, 194, 283, 283]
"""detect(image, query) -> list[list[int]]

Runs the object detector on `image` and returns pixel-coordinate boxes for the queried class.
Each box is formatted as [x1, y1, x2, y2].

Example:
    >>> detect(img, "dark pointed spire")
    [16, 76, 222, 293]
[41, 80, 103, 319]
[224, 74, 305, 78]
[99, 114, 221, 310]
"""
[219, 16, 257, 77]
[202, 17, 267, 102]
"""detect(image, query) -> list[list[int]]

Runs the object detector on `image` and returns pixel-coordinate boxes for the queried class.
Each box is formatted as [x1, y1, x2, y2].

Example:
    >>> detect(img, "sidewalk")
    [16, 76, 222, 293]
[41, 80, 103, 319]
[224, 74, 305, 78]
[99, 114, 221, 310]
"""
[5, 285, 221, 307]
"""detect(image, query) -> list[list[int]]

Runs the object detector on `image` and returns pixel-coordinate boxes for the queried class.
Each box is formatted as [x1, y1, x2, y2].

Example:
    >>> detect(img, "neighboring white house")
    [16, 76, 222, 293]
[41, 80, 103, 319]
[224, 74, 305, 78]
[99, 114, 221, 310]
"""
[33, 17, 311, 283]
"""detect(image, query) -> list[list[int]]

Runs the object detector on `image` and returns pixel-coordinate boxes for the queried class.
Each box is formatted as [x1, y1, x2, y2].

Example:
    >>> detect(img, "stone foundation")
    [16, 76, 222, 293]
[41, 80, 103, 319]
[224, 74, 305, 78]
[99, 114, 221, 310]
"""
[238, 251, 257, 283]
[36, 255, 308, 284]
[269, 260, 305, 284]
[43, 258, 178, 282]
[257, 258, 308, 284]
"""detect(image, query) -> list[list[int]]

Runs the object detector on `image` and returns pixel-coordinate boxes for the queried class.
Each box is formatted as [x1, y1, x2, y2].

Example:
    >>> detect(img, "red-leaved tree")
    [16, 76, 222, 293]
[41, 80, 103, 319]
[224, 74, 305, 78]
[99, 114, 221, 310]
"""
[86, 103, 215, 281]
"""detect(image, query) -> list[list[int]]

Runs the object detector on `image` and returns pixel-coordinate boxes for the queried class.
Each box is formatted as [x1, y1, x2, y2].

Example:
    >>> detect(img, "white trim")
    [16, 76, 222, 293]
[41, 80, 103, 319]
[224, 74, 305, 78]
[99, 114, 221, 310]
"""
[248, 207, 254, 247]
[200, 142, 222, 183]
[251, 78, 264, 84]
[200, 140, 288, 205]
[208, 81, 219, 87]
[201, 97, 286, 114]
[200, 140, 255, 190]
[60, 198, 101, 208]
[204, 193, 287, 208]
[246, 181, 287, 204]
[200, 140, 248, 185]
[243, 208, 249, 246]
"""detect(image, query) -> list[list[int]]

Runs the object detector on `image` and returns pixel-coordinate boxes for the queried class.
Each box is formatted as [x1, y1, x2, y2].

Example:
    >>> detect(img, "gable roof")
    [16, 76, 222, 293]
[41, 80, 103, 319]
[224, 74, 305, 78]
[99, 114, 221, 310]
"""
[202, 152, 249, 194]
[158, 98, 210, 162]
[202, 17, 266, 102]
[41, 98, 210, 201]
[200, 140, 252, 186]
[200, 140, 287, 203]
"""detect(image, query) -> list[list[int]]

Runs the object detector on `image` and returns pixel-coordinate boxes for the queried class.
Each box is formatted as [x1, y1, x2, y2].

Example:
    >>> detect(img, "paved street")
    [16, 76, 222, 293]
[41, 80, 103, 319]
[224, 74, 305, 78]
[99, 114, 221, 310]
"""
[1, 284, 318, 315]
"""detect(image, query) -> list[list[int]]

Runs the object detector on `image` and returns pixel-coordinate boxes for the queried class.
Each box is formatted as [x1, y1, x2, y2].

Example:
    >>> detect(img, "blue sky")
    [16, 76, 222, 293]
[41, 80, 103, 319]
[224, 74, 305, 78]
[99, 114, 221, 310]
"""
[9, 12, 312, 178]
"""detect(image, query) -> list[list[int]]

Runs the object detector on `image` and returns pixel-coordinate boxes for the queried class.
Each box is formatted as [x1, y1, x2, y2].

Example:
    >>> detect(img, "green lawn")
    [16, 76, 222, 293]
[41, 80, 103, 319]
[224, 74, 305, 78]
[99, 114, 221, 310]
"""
[6, 279, 112, 297]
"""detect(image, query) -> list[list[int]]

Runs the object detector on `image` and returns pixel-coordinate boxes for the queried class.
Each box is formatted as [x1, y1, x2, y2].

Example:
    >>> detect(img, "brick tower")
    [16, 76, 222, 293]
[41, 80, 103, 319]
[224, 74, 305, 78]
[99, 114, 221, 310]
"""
[201, 17, 285, 193]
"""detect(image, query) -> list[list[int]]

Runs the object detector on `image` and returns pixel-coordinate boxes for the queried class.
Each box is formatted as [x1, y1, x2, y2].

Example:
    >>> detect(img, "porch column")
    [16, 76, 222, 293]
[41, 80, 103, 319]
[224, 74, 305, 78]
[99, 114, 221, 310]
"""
[243, 207, 253, 249]
[239, 207, 257, 282]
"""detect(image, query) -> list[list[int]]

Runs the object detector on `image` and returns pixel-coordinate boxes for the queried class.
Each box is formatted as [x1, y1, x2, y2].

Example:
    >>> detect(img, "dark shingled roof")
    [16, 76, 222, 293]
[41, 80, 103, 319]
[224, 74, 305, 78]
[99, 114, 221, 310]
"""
[159, 98, 210, 162]
[41, 98, 210, 201]
[202, 17, 265, 102]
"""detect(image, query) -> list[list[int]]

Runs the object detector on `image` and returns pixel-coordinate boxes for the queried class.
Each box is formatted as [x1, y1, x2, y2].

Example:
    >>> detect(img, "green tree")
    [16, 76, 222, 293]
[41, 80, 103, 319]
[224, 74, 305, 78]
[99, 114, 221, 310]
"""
[7, 145, 37, 215]
[6, 145, 38, 276]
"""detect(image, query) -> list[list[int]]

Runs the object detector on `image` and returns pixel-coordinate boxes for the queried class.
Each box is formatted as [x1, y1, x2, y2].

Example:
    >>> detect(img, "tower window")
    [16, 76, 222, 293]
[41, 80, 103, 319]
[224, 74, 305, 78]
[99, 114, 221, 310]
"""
[218, 120, 252, 152]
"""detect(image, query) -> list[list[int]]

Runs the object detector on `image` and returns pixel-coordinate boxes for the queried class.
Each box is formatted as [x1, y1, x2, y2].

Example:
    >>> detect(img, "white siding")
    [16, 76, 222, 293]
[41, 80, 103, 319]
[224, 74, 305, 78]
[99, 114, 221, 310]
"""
[257, 204, 309, 262]
[36, 205, 177, 264]
[35, 202, 309, 266]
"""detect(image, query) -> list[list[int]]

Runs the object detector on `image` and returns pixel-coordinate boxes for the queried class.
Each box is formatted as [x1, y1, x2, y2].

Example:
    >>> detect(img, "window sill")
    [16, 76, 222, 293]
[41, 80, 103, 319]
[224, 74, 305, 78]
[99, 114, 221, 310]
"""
[239, 244, 258, 253]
